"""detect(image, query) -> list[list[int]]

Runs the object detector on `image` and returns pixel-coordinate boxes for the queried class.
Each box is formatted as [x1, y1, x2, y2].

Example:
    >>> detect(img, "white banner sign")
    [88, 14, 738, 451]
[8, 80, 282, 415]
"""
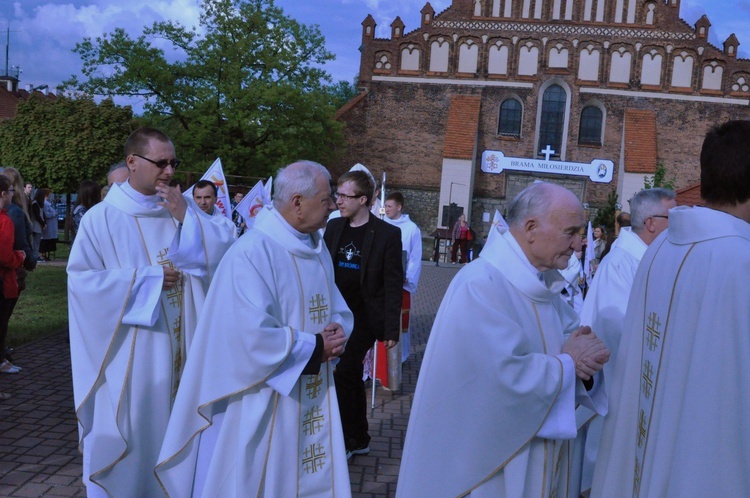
[481, 150, 614, 183]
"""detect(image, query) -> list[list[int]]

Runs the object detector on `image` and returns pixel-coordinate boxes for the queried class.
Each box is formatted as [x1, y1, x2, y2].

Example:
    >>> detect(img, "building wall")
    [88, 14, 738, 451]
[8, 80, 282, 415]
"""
[338, 0, 750, 228]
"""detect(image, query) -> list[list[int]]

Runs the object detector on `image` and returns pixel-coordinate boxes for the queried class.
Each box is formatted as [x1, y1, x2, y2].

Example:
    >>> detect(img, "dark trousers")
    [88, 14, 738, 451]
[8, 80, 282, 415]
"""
[0, 297, 19, 363]
[451, 238, 469, 263]
[334, 326, 376, 450]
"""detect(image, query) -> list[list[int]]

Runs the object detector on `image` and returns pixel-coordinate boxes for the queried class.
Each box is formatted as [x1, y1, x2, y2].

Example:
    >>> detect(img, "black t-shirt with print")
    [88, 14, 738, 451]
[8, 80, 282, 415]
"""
[333, 221, 368, 316]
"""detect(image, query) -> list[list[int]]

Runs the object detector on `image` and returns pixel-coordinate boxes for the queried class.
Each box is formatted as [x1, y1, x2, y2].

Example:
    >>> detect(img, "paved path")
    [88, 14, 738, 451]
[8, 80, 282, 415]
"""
[0, 262, 460, 497]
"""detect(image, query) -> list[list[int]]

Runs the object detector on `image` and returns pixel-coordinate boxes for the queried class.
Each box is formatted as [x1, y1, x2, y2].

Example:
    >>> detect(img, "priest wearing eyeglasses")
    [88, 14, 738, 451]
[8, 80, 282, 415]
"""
[67, 127, 234, 497]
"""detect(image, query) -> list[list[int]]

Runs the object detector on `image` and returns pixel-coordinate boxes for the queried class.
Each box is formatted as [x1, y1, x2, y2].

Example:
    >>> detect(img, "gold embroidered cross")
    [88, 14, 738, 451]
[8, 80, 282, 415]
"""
[637, 410, 647, 447]
[641, 360, 654, 399]
[308, 294, 329, 325]
[172, 316, 182, 342]
[167, 279, 183, 307]
[302, 406, 325, 436]
[633, 457, 641, 497]
[646, 312, 662, 351]
[302, 443, 326, 474]
[157, 248, 173, 268]
[305, 374, 323, 399]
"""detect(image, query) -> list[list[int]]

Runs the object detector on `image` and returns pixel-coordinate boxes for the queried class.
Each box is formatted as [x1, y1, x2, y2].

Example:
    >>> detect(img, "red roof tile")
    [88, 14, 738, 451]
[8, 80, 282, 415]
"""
[335, 89, 369, 120]
[0, 86, 19, 120]
[443, 95, 482, 159]
[675, 182, 703, 206]
[624, 109, 657, 174]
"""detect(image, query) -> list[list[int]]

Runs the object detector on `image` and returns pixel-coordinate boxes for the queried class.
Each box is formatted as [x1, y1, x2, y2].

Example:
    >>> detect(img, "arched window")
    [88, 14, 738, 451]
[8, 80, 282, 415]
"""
[579, 106, 603, 145]
[498, 98, 522, 136]
[538, 84, 566, 156]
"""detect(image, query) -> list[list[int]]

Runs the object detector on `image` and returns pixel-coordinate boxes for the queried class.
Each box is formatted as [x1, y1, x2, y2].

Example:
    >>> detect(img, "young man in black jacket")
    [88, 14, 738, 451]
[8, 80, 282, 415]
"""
[324, 170, 403, 459]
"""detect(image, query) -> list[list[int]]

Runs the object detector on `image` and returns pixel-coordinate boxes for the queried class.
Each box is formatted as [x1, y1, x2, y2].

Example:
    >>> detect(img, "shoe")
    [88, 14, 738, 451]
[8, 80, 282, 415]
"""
[0, 360, 20, 374]
[346, 444, 370, 460]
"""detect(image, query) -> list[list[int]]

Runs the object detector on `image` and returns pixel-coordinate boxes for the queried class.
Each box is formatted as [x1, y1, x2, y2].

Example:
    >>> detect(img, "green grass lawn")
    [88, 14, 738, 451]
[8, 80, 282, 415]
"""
[7, 244, 70, 347]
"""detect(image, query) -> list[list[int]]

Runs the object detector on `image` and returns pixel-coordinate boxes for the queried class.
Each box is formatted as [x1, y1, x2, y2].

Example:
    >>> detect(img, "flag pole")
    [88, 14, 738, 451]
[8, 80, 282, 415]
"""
[371, 172, 387, 409]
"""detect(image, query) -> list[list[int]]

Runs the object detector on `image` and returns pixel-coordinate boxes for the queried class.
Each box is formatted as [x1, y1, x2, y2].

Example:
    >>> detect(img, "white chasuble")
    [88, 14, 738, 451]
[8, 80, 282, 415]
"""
[571, 227, 647, 493]
[592, 207, 750, 497]
[397, 230, 606, 498]
[67, 182, 232, 497]
[156, 206, 354, 498]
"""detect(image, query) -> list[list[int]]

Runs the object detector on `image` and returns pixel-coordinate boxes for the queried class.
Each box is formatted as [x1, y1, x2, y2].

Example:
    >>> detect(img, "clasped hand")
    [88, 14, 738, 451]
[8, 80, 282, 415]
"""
[321, 323, 347, 362]
[562, 326, 610, 381]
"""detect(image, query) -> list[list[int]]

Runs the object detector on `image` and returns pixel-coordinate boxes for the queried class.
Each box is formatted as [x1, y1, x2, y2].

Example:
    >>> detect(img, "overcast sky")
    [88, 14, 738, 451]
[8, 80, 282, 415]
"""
[0, 0, 746, 96]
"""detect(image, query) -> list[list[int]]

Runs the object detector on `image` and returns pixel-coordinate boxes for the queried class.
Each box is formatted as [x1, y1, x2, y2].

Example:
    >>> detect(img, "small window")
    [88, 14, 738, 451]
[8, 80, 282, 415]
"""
[579, 106, 603, 145]
[498, 99, 522, 136]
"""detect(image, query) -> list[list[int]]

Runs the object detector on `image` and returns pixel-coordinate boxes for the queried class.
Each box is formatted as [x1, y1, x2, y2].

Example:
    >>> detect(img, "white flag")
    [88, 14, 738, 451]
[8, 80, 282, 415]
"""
[183, 158, 232, 220]
[583, 221, 595, 284]
[232, 180, 265, 230]
[262, 176, 273, 205]
[485, 209, 509, 246]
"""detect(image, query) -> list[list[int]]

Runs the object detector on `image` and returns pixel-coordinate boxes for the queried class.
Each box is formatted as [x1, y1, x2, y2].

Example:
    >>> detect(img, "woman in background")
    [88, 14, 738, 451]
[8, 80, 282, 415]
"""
[31, 188, 46, 262]
[72, 180, 101, 240]
[0, 175, 27, 374]
[450, 214, 471, 264]
[40, 190, 58, 260]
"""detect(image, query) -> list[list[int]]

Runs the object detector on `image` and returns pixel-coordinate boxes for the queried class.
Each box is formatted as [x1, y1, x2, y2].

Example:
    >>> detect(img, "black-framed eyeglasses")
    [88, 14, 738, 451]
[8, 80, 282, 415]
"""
[334, 192, 364, 201]
[132, 153, 180, 169]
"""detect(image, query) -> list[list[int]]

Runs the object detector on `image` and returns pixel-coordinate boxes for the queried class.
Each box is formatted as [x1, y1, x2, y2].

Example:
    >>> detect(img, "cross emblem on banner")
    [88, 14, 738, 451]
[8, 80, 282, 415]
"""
[305, 374, 323, 399]
[308, 294, 329, 325]
[646, 312, 662, 351]
[540, 145, 555, 161]
[302, 444, 326, 474]
[641, 360, 654, 399]
[302, 406, 325, 436]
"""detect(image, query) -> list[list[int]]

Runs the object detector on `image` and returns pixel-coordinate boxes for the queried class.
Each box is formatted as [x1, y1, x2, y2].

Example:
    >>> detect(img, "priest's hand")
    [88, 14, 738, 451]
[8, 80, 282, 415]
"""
[322, 323, 347, 362]
[382, 340, 397, 350]
[562, 326, 610, 381]
[162, 267, 182, 290]
[156, 184, 187, 223]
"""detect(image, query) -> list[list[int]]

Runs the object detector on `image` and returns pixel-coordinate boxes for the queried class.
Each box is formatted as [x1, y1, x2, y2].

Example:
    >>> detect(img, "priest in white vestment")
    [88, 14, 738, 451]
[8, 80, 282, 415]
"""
[156, 161, 353, 498]
[190, 179, 238, 242]
[397, 182, 609, 498]
[572, 188, 675, 494]
[67, 128, 234, 497]
[384, 191, 422, 363]
[559, 251, 584, 314]
[592, 120, 750, 497]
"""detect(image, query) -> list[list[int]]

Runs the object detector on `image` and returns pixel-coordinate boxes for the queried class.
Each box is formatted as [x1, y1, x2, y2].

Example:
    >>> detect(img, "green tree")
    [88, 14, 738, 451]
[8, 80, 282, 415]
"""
[325, 79, 360, 109]
[0, 94, 134, 192]
[644, 161, 677, 190]
[65, 0, 346, 177]
[592, 190, 619, 230]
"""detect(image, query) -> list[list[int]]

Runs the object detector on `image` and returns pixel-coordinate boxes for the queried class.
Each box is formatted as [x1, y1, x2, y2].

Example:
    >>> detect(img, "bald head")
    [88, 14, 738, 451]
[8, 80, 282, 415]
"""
[508, 183, 584, 271]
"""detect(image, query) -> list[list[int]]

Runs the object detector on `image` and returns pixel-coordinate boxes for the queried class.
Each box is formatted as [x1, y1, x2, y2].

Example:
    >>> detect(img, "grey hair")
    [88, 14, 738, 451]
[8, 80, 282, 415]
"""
[273, 160, 331, 207]
[506, 182, 557, 228]
[108, 161, 127, 175]
[629, 187, 676, 233]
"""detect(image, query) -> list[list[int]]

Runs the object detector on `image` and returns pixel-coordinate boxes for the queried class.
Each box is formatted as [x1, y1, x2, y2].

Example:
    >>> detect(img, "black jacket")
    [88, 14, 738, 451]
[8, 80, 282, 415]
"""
[324, 213, 403, 342]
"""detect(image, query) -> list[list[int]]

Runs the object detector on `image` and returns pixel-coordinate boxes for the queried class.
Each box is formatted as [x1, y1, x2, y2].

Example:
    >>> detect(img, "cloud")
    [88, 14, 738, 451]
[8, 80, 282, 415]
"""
[0, 0, 202, 89]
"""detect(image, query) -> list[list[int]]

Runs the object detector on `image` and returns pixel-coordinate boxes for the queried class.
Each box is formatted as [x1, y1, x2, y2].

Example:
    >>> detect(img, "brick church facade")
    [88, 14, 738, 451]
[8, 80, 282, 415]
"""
[334, 0, 750, 239]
